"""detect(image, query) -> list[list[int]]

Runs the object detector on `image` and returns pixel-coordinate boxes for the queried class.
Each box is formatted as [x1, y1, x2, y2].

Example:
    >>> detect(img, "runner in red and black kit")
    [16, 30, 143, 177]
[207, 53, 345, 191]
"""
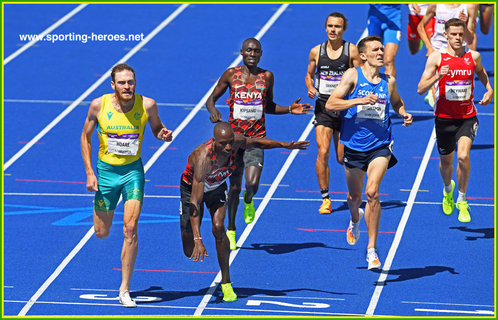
[206, 38, 312, 250]
[417, 18, 493, 223]
[305, 12, 361, 214]
[180, 122, 309, 301]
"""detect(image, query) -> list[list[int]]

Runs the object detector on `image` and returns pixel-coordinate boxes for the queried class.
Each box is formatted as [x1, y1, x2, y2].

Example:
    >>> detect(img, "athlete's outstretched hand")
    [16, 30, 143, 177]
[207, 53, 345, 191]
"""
[290, 98, 313, 114]
[86, 174, 98, 192]
[209, 108, 222, 123]
[190, 240, 209, 262]
[284, 140, 310, 150]
[401, 112, 413, 127]
[479, 90, 494, 105]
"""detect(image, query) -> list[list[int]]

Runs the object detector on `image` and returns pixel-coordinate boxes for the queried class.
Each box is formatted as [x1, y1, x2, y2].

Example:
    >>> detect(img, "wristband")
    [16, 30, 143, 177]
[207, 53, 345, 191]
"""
[289, 105, 292, 114]
[194, 237, 202, 241]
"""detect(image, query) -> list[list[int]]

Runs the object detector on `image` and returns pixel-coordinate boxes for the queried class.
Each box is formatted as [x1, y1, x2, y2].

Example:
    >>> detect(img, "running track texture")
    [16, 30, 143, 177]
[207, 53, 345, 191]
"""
[2, 3, 495, 317]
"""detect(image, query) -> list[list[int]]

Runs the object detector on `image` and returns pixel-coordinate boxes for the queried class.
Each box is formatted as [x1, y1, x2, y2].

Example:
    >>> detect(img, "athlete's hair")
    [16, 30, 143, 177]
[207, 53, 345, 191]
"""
[357, 35, 382, 54]
[325, 12, 348, 30]
[111, 63, 135, 82]
[242, 37, 261, 49]
[445, 18, 467, 31]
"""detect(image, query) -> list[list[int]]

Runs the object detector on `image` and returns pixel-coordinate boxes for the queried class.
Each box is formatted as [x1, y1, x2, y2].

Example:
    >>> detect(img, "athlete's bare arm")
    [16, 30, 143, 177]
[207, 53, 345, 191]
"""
[387, 76, 413, 127]
[417, 51, 446, 95]
[349, 43, 362, 67]
[188, 145, 211, 262]
[81, 97, 102, 192]
[143, 96, 173, 141]
[472, 50, 494, 105]
[326, 68, 377, 111]
[305, 45, 320, 99]
[206, 68, 235, 123]
[417, 4, 436, 57]
[464, 4, 478, 49]
[265, 70, 312, 115]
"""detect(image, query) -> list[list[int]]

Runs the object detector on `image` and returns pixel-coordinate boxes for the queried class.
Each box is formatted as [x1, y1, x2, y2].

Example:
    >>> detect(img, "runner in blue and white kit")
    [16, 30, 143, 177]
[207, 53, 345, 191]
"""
[326, 35, 413, 270]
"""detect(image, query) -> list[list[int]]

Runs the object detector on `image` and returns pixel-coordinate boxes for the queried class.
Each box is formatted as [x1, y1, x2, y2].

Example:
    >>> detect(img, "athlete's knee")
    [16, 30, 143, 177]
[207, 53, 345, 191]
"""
[317, 147, 330, 161]
[365, 187, 380, 203]
[212, 220, 225, 239]
[123, 222, 137, 242]
[94, 226, 110, 239]
[347, 193, 362, 206]
[228, 184, 242, 198]
[457, 152, 470, 166]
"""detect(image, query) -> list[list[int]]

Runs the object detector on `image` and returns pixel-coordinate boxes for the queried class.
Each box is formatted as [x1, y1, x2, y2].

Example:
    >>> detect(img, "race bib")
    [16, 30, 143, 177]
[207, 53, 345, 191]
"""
[357, 98, 386, 120]
[445, 80, 472, 101]
[318, 74, 342, 95]
[233, 99, 263, 120]
[435, 18, 446, 34]
[107, 133, 139, 155]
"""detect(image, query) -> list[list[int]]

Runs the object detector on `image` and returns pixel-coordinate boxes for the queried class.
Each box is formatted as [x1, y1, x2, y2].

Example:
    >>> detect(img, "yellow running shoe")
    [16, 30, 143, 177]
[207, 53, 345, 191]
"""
[456, 201, 471, 223]
[221, 283, 237, 302]
[442, 180, 455, 215]
[424, 91, 435, 109]
[243, 191, 255, 224]
[319, 198, 332, 214]
[226, 230, 237, 250]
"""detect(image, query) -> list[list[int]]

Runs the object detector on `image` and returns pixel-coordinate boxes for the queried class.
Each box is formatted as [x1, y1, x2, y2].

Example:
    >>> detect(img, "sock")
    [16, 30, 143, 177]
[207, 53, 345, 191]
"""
[444, 183, 453, 194]
[320, 188, 329, 199]
[457, 191, 466, 202]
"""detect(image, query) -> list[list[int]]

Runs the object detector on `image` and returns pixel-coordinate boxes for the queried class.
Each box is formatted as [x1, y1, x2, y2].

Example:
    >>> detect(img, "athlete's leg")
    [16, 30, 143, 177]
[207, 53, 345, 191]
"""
[119, 199, 141, 292]
[93, 209, 114, 239]
[344, 166, 365, 223]
[227, 172, 243, 231]
[315, 125, 333, 190]
[456, 136, 473, 194]
[244, 165, 262, 203]
[384, 42, 399, 77]
[479, 4, 494, 35]
[210, 204, 231, 284]
[364, 156, 389, 250]
[408, 39, 421, 55]
[439, 151, 455, 188]
[332, 130, 344, 165]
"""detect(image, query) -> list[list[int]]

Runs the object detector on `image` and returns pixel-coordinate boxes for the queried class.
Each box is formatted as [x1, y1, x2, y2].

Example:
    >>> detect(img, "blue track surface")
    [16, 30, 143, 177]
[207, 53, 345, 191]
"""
[2, 3, 495, 317]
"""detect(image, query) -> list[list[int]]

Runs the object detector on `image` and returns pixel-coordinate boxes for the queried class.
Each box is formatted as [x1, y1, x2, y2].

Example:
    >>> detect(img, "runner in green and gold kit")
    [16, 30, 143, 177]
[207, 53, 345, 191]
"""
[81, 63, 173, 307]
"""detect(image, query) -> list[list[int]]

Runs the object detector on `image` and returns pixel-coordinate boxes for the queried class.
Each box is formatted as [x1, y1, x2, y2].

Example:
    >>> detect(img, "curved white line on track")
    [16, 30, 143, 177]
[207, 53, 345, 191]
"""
[4, 4, 189, 172]
[4, 4, 88, 65]
[15, 5, 190, 316]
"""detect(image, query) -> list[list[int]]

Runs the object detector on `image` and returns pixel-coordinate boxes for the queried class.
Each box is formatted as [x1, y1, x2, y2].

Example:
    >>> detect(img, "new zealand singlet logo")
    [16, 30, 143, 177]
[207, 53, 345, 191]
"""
[107, 111, 113, 120]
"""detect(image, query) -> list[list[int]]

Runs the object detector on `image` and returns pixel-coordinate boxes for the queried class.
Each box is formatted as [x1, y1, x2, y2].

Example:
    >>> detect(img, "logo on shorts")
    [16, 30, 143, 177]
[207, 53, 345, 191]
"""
[107, 111, 113, 120]
[472, 122, 479, 137]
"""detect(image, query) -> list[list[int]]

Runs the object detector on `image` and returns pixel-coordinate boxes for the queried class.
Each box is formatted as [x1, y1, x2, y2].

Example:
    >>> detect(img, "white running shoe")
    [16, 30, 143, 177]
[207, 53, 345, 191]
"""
[118, 290, 137, 307]
[346, 208, 364, 245]
[366, 248, 381, 270]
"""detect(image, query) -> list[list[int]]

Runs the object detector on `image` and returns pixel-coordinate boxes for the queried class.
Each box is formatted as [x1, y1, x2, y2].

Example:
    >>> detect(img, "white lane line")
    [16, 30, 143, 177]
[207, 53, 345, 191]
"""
[4, 4, 189, 171]
[402, 301, 494, 307]
[15, 5, 190, 316]
[414, 308, 494, 315]
[4, 4, 88, 65]
[194, 116, 315, 316]
[366, 127, 437, 316]
[3, 193, 494, 207]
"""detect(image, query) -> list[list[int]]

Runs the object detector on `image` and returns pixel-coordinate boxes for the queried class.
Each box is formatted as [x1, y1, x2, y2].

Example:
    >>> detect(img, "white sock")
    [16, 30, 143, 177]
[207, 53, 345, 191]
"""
[457, 191, 466, 202]
[444, 183, 453, 194]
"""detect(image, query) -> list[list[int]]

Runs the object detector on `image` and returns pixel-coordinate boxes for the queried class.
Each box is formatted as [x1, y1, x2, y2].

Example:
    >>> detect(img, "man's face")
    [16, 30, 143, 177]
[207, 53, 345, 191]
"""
[214, 133, 234, 155]
[360, 40, 384, 67]
[241, 40, 262, 67]
[325, 16, 345, 41]
[111, 70, 136, 101]
[445, 26, 465, 50]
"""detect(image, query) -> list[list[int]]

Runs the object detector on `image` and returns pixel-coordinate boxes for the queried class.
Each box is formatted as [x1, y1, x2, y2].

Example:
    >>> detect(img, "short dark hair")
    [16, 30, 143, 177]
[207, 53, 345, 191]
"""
[242, 37, 261, 49]
[445, 18, 467, 31]
[325, 12, 347, 30]
[357, 35, 382, 54]
[111, 63, 135, 82]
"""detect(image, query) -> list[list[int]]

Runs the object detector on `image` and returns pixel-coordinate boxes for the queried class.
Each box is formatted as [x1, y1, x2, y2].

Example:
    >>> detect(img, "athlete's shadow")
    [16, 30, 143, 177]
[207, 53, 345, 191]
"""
[449, 226, 494, 240]
[470, 144, 494, 150]
[333, 200, 405, 213]
[391, 114, 434, 125]
[359, 266, 459, 286]
[130, 285, 355, 305]
[242, 242, 351, 254]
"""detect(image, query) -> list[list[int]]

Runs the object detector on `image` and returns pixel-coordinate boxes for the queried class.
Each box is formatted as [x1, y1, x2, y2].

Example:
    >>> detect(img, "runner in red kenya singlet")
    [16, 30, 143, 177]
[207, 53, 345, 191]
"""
[206, 38, 312, 250]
